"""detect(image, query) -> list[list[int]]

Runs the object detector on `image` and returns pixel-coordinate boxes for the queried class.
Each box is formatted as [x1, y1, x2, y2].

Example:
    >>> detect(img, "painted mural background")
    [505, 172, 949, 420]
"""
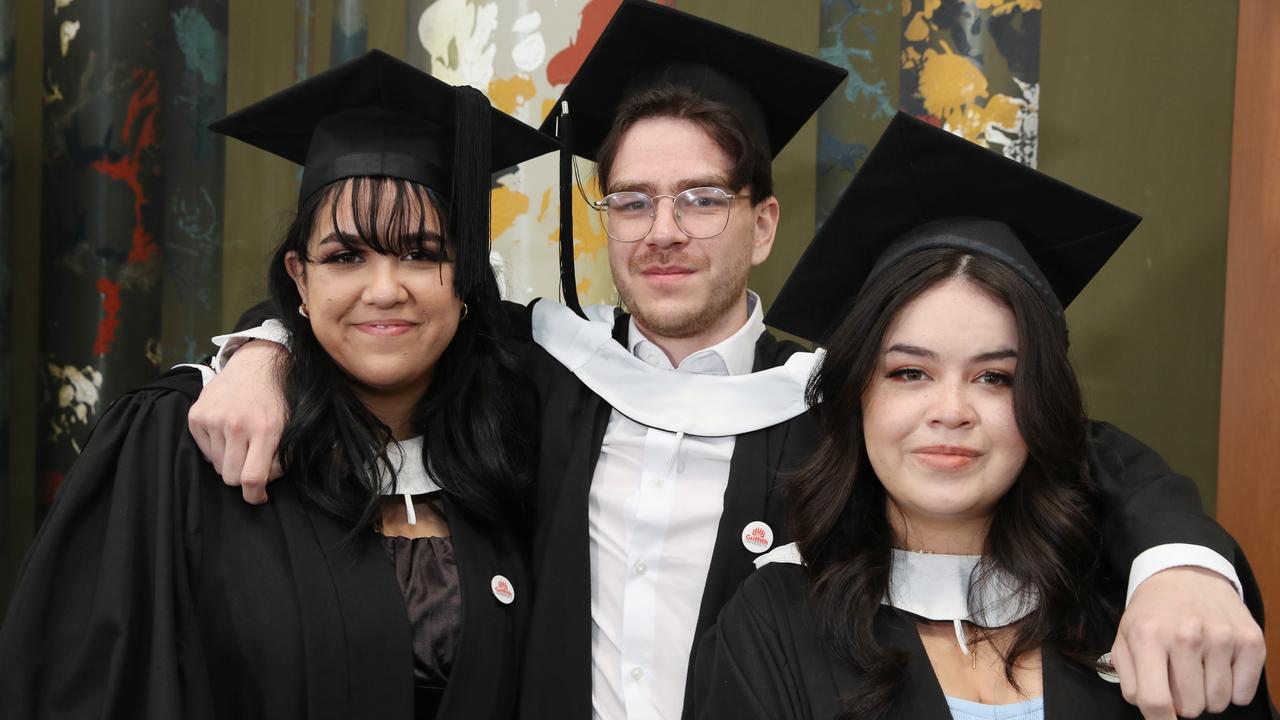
[406, 0, 651, 307]
[816, 0, 1041, 222]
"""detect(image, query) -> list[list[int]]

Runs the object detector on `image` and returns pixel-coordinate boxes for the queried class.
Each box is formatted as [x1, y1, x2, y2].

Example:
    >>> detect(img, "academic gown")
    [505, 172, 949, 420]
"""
[0, 369, 530, 720]
[693, 562, 1275, 720]
[516, 308, 820, 720]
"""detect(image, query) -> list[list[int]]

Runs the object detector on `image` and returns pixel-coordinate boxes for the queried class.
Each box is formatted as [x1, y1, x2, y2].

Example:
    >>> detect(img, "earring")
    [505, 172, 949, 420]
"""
[460, 302, 469, 320]
[298, 303, 310, 319]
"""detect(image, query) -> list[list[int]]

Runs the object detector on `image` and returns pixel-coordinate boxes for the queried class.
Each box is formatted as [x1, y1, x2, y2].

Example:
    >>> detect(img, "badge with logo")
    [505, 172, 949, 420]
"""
[491, 574, 515, 605]
[741, 521, 774, 554]
[1095, 652, 1119, 683]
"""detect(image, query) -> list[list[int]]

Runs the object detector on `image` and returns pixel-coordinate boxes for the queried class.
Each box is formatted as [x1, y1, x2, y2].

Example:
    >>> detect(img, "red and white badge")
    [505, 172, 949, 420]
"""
[491, 574, 515, 605]
[741, 521, 774, 554]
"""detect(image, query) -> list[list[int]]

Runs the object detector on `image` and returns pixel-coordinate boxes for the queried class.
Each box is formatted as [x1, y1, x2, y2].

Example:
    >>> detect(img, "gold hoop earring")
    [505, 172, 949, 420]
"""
[298, 303, 310, 319]
[460, 302, 469, 320]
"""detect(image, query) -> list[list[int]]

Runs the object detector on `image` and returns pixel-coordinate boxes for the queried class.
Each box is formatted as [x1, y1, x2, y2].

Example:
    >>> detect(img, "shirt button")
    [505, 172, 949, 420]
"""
[630, 667, 644, 680]
[634, 561, 648, 575]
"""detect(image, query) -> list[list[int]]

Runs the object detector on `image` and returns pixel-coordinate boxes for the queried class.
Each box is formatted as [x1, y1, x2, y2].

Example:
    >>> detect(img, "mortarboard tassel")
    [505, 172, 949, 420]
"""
[556, 102, 586, 318]
[450, 85, 494, 303]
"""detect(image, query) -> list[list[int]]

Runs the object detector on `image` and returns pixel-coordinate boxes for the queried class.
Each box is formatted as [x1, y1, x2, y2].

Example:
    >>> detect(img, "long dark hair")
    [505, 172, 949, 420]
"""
[787, 248, 1110, 717]
[267, 175, 533, 532]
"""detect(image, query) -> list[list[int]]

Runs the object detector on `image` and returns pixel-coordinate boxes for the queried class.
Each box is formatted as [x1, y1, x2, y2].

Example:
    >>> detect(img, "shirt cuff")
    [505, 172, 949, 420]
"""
[1126, 543, 1243, 606]
[170, 363, 216, 387]
[211, 319, 290, 373]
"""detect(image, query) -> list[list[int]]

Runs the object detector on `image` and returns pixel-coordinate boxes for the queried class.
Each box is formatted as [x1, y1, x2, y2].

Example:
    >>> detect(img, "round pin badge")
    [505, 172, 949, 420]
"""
[491, 574, 515, 605]
[1095, 651, 1119, 683]
[741, 521, 774, 554]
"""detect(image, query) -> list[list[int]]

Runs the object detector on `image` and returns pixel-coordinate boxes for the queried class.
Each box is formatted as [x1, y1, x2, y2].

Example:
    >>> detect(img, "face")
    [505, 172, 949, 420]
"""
[861, 278, 1028, 535]
[605, 116, 779, 341]
[285, 181, 462, 403]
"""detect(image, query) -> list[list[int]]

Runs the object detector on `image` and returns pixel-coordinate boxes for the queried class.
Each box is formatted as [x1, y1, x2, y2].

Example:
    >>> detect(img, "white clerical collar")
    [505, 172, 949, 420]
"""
[754, 543, 1038, 655]
[377, 437, 443, 526]
[627, 291, 764, 377]
[533, 297, 819, 437]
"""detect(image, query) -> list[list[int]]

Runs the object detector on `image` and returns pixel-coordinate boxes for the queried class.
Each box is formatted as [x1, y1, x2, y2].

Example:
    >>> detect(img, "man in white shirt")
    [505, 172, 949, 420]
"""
[190, 4, 1265, 720]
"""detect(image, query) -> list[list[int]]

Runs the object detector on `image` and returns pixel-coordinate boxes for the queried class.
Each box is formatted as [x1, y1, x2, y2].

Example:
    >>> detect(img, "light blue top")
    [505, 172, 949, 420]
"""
[946, 695, 1045, 720]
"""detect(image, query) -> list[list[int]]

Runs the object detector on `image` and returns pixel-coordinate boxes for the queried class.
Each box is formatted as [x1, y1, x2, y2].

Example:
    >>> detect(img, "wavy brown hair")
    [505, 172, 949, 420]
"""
[787, 248, 1112, 717]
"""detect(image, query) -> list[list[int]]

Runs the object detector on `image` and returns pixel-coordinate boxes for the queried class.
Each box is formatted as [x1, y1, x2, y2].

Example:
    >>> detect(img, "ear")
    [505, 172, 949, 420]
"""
[285, 251, 308, 307]
[749, 195, 780, 267]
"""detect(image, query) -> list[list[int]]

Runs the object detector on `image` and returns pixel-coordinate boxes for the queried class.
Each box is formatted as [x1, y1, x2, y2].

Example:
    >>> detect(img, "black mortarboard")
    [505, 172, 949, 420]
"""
[539, 0, 847, 315]
[209, 49, 558, 301]
[766, 112, 1142, 343]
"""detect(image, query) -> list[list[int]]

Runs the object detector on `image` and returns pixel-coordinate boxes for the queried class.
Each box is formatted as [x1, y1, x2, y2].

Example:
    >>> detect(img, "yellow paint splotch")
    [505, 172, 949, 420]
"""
[917, 49, 987, 131]
[976, 0, 1041, 17]
[541, 97, 558, 120]
[904, 12, 931, 42]
[491, 185, 531, 239]
[548, 193, 608, 261]
[536, 187, 552, 222]
[576, 278, 592, 299]
[488, 74, 537, 115]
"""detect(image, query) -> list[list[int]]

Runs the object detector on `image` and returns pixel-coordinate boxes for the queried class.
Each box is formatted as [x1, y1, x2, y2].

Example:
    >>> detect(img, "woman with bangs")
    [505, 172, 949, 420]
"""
[694, 114, 1272, 719]
[0, 51, 558, 720]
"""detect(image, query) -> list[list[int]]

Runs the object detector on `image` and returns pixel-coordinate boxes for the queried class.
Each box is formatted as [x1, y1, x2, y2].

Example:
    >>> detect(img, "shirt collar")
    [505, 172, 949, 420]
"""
[627, 291, 764, 376]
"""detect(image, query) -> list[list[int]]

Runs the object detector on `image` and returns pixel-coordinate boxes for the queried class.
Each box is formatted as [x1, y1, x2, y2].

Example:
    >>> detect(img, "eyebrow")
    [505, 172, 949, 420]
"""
[885, 343, 1018, 363]
[608, 175, 735, 195]
[316, 230, 443, 247]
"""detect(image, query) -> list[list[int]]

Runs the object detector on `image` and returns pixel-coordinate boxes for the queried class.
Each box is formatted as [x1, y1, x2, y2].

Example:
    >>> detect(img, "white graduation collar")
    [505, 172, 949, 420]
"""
[378, 437, 443, 526]
[754, 543, 1039, 655]
[531, 299, 822, 437]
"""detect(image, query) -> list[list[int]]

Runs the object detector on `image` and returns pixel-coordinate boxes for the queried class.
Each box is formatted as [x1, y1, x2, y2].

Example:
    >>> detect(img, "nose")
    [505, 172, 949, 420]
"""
[645, 195, 688, 249]
[362, 255, 410, 307]
[926, 380, 978, 430]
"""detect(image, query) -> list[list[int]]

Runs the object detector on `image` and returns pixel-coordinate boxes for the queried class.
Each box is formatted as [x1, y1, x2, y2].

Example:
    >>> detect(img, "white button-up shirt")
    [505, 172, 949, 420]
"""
[589, 293, 764, 720]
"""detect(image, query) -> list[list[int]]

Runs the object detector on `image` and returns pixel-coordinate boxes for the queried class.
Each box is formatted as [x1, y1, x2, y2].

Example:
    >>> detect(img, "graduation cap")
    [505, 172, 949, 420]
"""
[209, 49, 559, 299]
[540, 0, 847, 315]
[766, 112, 1142, 343]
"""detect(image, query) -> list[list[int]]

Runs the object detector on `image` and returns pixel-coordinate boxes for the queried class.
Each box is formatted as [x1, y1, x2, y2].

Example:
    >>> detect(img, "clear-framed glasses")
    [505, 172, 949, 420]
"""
[590, 186, 749, 243]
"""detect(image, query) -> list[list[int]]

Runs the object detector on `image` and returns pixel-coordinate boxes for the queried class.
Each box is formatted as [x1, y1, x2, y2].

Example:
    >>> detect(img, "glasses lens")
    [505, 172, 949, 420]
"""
[675, 188, 732, 238]
[600, 191, 654, 242]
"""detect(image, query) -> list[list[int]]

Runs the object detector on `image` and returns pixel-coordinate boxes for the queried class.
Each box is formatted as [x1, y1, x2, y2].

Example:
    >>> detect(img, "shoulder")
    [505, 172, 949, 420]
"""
[730, 562, 811, 625]
[754, 330, 812, 369]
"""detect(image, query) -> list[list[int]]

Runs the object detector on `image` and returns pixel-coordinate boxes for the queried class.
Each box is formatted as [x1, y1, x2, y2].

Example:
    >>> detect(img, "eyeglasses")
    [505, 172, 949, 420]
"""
[590, 186, 750, 243]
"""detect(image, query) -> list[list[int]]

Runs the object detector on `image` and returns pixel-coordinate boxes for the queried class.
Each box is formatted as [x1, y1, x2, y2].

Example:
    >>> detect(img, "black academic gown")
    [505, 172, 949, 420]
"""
[694, 562, 1274, 720]
[0, 370, 530, 720]
[516, 308, 819, 720]
[515, 308, 1259, 720]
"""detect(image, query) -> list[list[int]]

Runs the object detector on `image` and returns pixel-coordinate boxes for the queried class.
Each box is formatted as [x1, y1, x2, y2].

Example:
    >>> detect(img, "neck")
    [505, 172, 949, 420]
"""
[887, 499, 990, 555]
[353, 382, 429, 442]
[633, 292, 751, 367]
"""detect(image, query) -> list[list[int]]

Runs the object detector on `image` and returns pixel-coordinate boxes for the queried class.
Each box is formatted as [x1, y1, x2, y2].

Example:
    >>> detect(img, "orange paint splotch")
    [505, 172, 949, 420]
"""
[488, 74, 538, 115]
[546, 0, 673, 87]
[917, 49, 988, 133]
[92, 277, 122, 356]
[546, 191, 607, 260]
[89, 68, 160, 268]
[492, 185, 531, 238]
[537, 187, 552, 222]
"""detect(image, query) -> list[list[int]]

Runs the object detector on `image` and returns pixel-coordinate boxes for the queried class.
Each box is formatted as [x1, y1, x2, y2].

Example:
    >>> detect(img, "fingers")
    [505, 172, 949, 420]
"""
[1113, 635, 1138, 707]
[1165, 618, 1206, 717]
[1230, 620, 1266, 707]
[1201, 622, 1235, 714]
[219, 426, 250, 498]
[1124, 620, 1176, 720]
[240, 436, 277, 506]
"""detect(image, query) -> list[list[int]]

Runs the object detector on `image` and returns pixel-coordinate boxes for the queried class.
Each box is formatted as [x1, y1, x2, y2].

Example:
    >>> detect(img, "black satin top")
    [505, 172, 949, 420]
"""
[379, 508, 462, 720]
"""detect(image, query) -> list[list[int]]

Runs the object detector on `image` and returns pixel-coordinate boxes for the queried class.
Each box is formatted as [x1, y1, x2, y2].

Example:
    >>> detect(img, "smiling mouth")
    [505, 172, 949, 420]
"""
[355, 322, 417, 336]
[912, 446, 982, 470]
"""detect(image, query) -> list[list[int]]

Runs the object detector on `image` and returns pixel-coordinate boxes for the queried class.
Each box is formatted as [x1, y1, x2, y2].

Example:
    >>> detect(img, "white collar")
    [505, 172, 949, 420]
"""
[627, 291, 764, 376]
[533, 298, 820, 436]
[377, 437, 443, 526]
[754, 543, 1039, 655]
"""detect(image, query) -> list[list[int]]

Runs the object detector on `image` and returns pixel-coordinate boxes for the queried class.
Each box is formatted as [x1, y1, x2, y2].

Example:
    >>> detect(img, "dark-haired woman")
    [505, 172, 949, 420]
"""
[0, 51, 557, 719]
[693, 115, 1272, 719]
